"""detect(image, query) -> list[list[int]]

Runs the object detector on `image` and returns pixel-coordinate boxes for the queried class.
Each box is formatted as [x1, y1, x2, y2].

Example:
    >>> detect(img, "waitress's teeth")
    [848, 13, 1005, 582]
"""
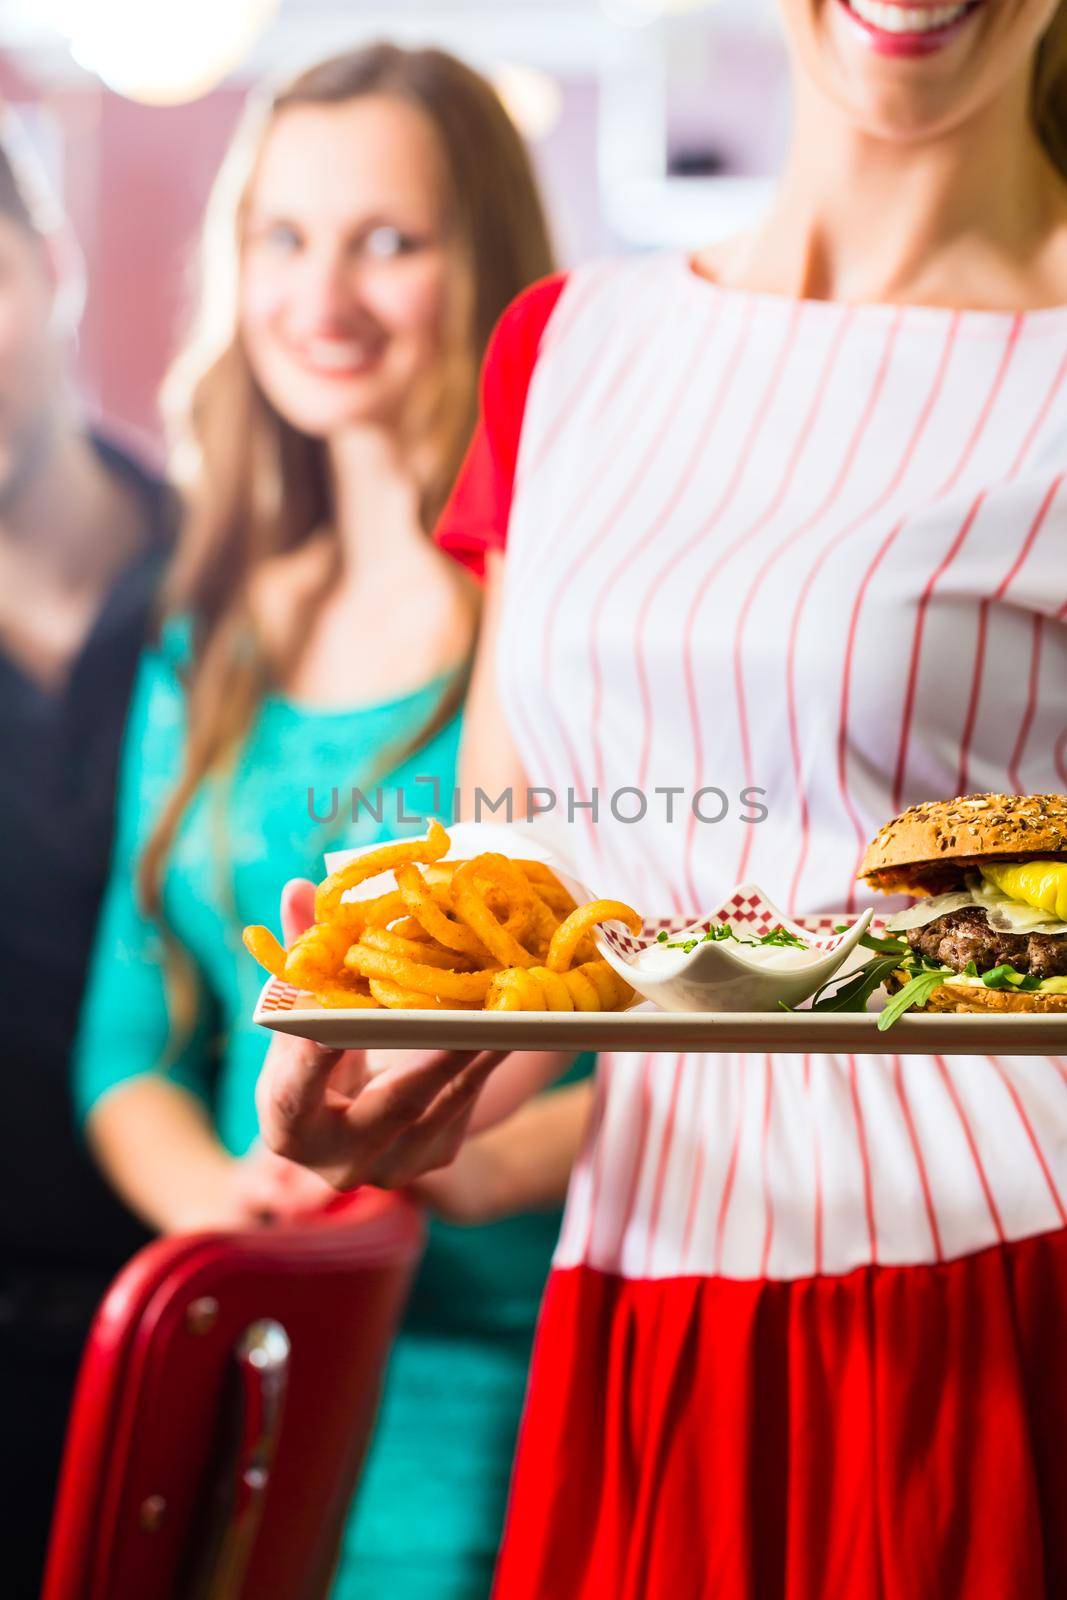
[848, 0, 970, 32]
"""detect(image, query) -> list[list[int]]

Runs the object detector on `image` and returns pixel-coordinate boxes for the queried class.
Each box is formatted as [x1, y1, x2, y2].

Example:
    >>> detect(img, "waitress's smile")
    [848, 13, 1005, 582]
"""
[836, 0, 984, 55]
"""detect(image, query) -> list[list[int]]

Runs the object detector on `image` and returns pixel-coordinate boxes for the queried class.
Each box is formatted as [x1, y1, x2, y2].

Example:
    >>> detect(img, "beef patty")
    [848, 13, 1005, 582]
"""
[905, 905, 1067, 978]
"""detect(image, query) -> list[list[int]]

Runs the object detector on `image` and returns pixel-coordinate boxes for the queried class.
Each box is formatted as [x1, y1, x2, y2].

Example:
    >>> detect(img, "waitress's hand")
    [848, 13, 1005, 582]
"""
[257, 1037, 507, 1192]
[254, 878, 506, 1191]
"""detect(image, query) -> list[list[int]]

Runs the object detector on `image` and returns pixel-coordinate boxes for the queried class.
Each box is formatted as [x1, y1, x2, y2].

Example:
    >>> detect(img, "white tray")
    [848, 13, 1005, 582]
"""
[254, 979, 1067, 1056]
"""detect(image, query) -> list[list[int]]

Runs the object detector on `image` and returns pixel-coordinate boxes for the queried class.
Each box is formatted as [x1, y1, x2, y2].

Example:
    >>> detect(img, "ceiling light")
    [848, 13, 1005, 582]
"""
[46, 0, 278, 106]
[492, 63, 564, 144]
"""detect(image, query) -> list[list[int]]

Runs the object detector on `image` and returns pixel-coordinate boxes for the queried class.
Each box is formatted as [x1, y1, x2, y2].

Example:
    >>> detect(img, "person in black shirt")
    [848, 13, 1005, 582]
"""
[0, 132, 172, 1591]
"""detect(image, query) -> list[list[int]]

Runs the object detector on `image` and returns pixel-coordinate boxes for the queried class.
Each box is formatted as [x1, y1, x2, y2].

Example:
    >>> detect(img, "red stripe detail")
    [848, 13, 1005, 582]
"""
[633, 301, 758, 791]
[955, 599, 991, 798]
[1056, 728, 1067, 790]
[942, 313, 1023, 497]
[934, 1054, 1006, 1243]
[728, 308, 894, 887]
[816, 316, 960, 912]
[577, 1061, 611, 1262]
[835, 526, 919, 913]
[1008, 614, 1044, 792]
[892, 1053, 944, 1262]
[956, 473, 1064, 793]
[531, 297, 721, 848]
[514, 265, 641, 490]
[1006, 342, 1067, 476]
[534, 264, 604, 361]
[582, 303, 725, 807]
[679, 1071, 710, 1268]
[506, 296, 683, 805]
[677, 305, 806, 910]
[891, 487, 988, 809]
[713, 1055, 749, 1275]
[847, 1054, 879, 1264]
[759, 1054, 775, 1278]
[607, 1053, 655, 1269]
[642, 1054, 689, 1278]
[836, 315, 1021, 907]
[986, 1055, 1067, 1227]
[805, 1053, 824, 1276]
[887, 313, 1022, 808]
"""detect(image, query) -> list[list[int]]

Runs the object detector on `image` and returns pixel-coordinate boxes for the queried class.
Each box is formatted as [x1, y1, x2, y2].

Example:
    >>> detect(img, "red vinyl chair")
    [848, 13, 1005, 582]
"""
[42, 1188, 423, 1600]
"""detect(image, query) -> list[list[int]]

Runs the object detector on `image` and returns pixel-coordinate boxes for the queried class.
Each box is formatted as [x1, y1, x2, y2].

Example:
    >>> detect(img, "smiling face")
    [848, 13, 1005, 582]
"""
[778, 0, 1062, 142]
[239, 96, 453, 440]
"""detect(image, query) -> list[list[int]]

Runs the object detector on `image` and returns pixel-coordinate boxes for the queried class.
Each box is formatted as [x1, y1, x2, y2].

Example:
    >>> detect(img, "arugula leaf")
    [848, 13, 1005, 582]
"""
[877, 968, 948, 1031]
[859, 929, 911, 957]
[779, 953, 903, 1014]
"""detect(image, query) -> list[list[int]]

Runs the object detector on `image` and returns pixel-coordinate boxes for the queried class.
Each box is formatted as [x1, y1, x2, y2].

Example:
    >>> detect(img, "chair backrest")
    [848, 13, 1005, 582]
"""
[42, 1188, 423, 1600]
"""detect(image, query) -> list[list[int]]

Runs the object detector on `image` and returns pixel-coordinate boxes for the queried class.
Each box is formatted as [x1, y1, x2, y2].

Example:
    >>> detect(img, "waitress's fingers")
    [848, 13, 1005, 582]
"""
[350, 1049, 492, 1140]
[281, 877, 317, 943]
[365, 1052, 507, 1187]
[256, 1033, 347, 1160]
[260, 1046, 507, 1189]
[413, 1051, 508, 1134]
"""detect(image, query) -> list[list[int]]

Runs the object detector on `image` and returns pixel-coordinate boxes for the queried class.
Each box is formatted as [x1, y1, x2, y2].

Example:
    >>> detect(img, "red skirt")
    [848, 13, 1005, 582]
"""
[492, 1230, 1067, 1600]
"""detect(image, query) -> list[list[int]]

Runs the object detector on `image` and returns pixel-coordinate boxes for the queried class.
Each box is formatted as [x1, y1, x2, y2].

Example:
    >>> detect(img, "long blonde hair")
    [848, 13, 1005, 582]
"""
[139, 43, 555, 919]
[1035, 3, 1067, 179]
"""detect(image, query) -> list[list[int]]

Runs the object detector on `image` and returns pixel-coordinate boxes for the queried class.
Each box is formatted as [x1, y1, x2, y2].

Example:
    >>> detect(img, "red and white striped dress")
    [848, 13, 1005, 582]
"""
[438, 252, 1067, 1600]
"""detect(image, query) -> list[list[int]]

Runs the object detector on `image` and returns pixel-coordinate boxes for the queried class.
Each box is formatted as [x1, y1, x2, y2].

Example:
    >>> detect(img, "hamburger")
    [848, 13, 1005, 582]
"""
[858, 793, 1067, 1017]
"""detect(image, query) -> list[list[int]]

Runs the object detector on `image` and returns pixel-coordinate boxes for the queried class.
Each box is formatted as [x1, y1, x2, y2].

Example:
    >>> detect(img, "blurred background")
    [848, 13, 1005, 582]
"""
[0, 0, 791, 459]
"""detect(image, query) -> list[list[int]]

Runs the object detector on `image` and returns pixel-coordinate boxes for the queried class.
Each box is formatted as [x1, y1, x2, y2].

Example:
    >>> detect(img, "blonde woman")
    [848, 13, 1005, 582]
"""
[261, 4, 1067, 1596]
[73, 44, 587, 1597]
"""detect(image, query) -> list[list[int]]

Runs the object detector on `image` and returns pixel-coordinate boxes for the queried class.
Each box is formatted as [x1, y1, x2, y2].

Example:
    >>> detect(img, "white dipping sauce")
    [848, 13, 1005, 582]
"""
[633, 932, 816, 973]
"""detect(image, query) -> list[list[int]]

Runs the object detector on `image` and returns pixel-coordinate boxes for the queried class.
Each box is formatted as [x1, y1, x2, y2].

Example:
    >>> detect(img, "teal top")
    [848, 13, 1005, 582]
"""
[74, 616, 584, 1598]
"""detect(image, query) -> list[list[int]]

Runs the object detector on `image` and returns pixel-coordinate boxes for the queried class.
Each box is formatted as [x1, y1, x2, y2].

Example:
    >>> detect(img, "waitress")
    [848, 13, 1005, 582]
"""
[260, 2, 1067, 1595]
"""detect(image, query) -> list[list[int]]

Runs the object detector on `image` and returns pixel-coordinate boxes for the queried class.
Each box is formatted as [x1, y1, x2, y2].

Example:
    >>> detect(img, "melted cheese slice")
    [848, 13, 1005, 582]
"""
[980, 863, 1067, 923]
[883, 873, 1067, 937]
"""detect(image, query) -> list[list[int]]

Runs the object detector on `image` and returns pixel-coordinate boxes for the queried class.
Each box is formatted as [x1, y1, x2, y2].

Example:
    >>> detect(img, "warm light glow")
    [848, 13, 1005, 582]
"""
[45, 0, 279, 106]
[492, 63, 564, 144]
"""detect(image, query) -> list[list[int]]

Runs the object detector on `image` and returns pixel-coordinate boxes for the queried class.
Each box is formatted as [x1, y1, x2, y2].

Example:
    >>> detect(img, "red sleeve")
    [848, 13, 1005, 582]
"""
[435, 272, 568, 579]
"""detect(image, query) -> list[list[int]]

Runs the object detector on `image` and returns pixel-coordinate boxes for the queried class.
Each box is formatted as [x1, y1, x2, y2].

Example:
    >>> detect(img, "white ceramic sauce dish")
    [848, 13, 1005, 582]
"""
[595, 883, 874, 1013]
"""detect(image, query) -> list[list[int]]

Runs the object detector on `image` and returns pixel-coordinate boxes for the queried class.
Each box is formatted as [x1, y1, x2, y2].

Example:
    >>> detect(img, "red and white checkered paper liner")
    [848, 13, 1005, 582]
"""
[597, 885, 885, 964]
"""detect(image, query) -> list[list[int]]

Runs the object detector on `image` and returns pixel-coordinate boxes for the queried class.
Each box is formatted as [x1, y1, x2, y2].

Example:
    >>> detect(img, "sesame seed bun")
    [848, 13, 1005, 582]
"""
[859, 793, 1067, 896]
[883, 968, 1067, 1015]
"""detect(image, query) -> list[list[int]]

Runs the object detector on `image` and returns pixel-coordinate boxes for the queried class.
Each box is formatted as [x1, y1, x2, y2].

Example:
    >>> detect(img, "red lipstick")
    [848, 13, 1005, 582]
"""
[834, 0, 981, 59]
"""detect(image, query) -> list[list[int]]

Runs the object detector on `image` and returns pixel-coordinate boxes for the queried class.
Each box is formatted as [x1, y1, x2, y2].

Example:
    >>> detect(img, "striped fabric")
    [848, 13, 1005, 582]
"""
[495, 252, 1067, 1282]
